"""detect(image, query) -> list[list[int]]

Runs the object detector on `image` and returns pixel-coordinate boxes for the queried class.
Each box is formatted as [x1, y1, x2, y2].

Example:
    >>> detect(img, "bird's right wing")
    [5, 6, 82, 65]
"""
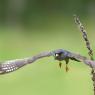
[0, 51, 52, 74]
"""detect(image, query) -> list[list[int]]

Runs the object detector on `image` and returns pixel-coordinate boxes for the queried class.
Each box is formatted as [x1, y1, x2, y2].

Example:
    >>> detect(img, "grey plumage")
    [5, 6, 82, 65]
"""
[0, 49, 90, 74]
[0, 51, 52, 74]
[52, 49, 88, 62]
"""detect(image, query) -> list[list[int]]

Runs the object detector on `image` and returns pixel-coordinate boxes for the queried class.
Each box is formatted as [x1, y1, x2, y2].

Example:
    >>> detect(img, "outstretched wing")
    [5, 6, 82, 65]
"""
[67, 52, 88, 62]
[0, 51, 52, 74]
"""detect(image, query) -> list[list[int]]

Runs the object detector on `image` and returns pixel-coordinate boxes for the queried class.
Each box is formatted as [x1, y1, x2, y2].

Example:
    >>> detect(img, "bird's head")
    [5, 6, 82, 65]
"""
[52, 49, 69, 61]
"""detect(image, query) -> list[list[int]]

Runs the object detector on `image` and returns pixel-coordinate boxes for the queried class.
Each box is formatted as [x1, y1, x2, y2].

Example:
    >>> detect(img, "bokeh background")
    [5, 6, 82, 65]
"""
[0, 0, 95, 95]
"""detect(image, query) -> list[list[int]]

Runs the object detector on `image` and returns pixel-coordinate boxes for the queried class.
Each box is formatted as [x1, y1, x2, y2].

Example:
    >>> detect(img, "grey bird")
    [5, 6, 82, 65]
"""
[0, 49, 88, 74]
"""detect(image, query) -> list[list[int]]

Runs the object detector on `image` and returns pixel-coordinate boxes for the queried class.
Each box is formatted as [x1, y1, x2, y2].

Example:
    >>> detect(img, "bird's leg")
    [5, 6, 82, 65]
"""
[66, 63, 69, 72]
[65, 59, 69, 72]
[59, 61, 62, 68]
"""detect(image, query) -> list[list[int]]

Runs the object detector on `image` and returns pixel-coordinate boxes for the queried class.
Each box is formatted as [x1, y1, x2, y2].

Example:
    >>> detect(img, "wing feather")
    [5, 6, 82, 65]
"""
[0, 51, 52, 74]
[67, 52, 88, 62]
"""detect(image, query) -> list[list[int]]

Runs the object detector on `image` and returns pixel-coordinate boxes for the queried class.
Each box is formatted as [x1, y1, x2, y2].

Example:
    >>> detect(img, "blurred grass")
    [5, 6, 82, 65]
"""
[0, 17, 94, 95]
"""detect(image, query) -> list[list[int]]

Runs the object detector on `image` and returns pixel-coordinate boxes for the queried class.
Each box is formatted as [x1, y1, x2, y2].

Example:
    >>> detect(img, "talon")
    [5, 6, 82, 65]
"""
[59, 62, 62, 68]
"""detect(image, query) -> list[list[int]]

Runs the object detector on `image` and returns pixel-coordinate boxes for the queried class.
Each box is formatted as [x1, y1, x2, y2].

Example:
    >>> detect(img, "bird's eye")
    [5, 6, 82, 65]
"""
[55, 53, 59, 57]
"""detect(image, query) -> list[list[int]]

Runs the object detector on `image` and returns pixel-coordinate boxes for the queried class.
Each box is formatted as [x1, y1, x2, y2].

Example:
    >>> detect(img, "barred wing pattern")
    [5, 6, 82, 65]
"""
[0, 59, 29, 74]
[0, 51, 52, 74]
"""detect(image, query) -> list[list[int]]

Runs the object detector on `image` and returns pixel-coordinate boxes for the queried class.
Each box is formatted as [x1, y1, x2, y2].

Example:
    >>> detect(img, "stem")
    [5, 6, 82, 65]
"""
[74, 15, 95, 95]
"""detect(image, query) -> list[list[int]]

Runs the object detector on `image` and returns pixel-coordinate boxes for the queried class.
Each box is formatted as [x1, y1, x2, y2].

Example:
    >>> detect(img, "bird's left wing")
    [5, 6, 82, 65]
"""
[67, 51, 88, 62]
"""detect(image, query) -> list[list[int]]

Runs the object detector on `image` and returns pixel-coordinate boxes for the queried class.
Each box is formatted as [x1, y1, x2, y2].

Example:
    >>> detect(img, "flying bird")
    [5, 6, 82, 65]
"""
[0, 15, 94, 75]
[0, 49, 88, 74]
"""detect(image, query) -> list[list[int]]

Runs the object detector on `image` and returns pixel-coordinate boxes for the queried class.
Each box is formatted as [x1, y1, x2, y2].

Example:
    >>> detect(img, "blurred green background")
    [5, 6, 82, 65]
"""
[0, 0, 95, 95]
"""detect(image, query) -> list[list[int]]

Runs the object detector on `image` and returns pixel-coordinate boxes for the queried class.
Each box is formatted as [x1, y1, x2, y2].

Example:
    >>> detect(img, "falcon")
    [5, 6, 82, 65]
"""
[0, 49, 88, 74]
